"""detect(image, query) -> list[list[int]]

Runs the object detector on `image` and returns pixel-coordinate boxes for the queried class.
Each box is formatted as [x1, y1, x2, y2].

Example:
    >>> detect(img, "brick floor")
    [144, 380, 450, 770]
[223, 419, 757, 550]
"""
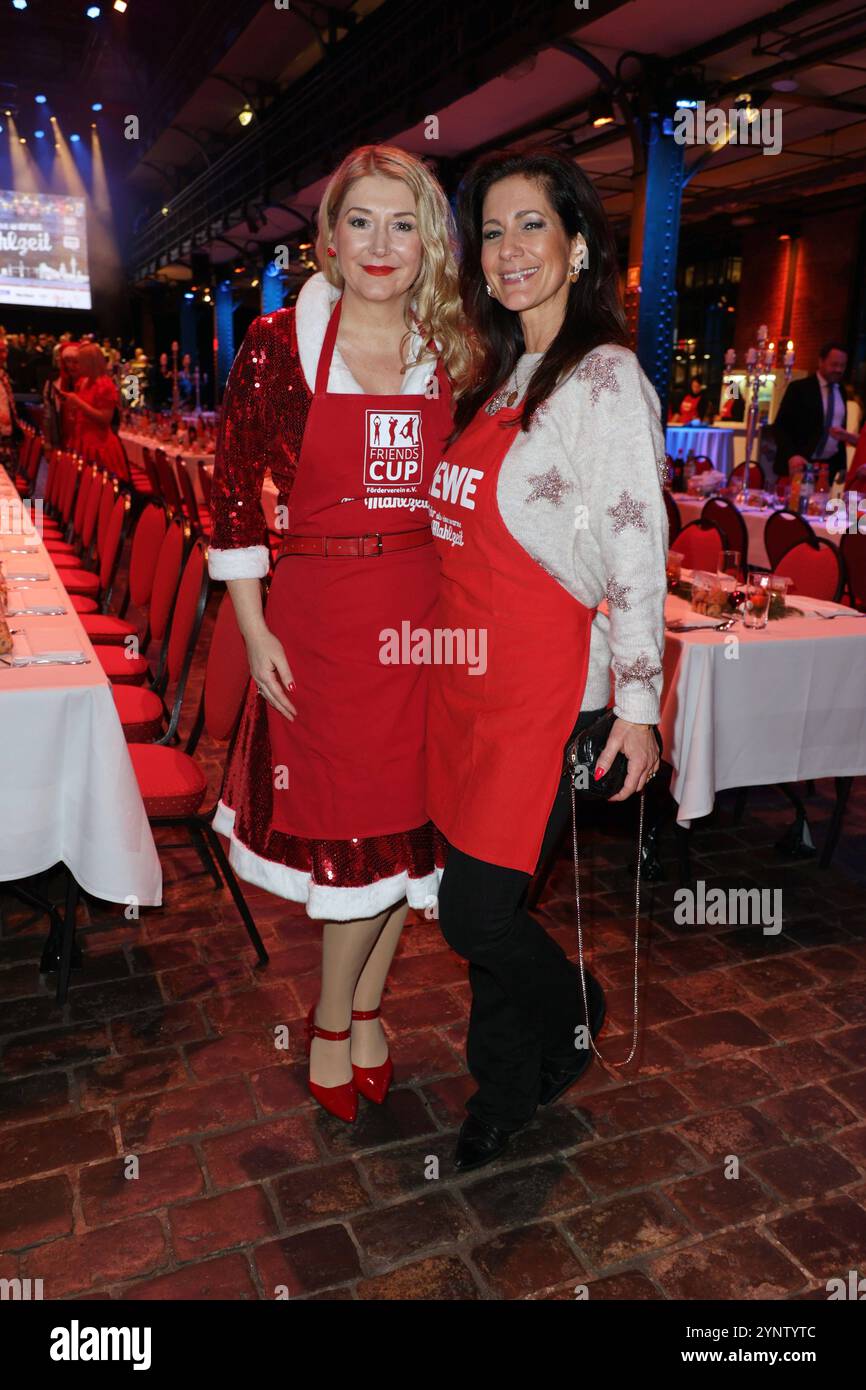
[1, 589, 865, 1300]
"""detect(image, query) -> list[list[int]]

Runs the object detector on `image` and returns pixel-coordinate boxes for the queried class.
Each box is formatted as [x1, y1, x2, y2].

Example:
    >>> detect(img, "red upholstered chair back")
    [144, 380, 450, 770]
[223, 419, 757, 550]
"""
[98, 493, 129, 589]
[693, 456, 714, 474]
[95, 473, 116, 558]
[764, 508, 814, 570]
[82, 467, 104, 549]
[175, 456, 201, 529]
[204, 592, 250, 741]
[701, 497, 749, 569]
[774, 540, 843, 602]
[729, 461, 764, 488]
[128, 504, 168, 609]
[154, 448, 182, 513]
[199, 462, 214, 507]
[166, 541, 208, 683]
[671, 521, 725, 572]
[72, 462, 93, 537]
[840, 533, 866, 610]
[141, 446, 161, 497]
[45, 450, 63, 510]
[664, 489, 681, 543]
[149, 520, 186, 642]
[59, 456, 79, 524]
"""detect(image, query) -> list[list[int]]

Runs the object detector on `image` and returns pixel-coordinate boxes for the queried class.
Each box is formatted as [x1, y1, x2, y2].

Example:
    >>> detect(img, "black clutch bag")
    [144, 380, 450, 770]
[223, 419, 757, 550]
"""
[567, 707, 662, 799]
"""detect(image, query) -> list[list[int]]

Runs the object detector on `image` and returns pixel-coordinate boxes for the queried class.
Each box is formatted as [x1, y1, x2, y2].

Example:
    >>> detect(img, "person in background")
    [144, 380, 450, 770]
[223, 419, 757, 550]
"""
[0, 335, 24, 468]
[677, 375, 709, 426]
[57, 343, 128, 478]
[55, 343, 82, 449]
[773, 340, 849, 485]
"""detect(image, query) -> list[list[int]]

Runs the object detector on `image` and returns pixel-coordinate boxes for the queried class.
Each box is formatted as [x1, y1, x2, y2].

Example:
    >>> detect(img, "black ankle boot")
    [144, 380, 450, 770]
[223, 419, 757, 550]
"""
[539, 969, 606, 1105]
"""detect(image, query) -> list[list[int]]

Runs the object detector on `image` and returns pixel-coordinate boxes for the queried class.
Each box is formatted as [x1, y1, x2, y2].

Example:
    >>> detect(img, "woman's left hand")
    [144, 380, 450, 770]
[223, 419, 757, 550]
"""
[597, 717, 660, 802]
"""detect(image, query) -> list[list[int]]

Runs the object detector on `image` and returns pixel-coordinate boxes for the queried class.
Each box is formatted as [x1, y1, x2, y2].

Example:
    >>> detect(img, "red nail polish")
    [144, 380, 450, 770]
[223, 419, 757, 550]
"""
[594, 765, 606, 781]
[288, 682, 296, 693]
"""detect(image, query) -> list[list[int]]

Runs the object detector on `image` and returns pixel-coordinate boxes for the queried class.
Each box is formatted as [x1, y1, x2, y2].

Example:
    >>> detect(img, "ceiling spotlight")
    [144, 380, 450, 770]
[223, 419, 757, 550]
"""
[12, 0, 28, 10]
[113, 0, 127, 9]
[70, 133, 81, 142]
[34, 129, 44, 138]
[35, 94, 47, 105]
[19, 136, 26, 144]
[238, 104, 254, 127]
[0, 123, 4, 134]
[161, 205, 169, 215]
[588, 90, 616, 128]
[251, 278, 260, 287]
[86, 5, 101, 17]
[184, 291, 194, 300]
[91, 102, 103, 112]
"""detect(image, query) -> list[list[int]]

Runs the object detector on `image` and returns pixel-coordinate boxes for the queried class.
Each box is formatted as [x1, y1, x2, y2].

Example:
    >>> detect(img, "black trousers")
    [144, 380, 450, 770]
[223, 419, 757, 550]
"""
[437, 705, 609, 1131]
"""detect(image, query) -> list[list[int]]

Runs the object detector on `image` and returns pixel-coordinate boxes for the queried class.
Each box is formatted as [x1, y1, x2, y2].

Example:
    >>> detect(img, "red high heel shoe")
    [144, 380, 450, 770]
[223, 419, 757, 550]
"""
[351, 1007, 393, 1104]
[305, 1004, 357, 1123]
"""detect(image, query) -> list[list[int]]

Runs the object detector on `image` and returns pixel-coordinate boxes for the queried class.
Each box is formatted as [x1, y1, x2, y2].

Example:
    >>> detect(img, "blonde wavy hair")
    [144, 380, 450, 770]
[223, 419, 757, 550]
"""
[314, 144, 479, 392]
[76, 343, 110, 381]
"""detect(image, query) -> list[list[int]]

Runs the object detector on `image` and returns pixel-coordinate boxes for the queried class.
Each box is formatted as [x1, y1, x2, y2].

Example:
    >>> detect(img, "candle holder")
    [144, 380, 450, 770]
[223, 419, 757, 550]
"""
[725, 328, 795, 505]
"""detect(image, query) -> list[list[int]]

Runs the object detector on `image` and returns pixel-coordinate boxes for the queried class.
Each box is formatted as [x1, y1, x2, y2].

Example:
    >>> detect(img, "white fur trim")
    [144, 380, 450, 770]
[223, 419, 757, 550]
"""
[295, 270, 439, 397]
[212, 800, 442, 922]
[208, 545, 270, 580]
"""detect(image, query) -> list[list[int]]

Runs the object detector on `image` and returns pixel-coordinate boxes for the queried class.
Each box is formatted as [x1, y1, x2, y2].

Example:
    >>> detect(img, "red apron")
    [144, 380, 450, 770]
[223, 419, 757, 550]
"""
[264, 295, 453, 840]
[426, 396, 597, 873]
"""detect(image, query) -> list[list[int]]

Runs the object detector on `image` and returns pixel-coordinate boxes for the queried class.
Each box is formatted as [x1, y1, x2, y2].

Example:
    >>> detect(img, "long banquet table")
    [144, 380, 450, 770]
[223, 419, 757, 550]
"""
[0, 469, 162, 909]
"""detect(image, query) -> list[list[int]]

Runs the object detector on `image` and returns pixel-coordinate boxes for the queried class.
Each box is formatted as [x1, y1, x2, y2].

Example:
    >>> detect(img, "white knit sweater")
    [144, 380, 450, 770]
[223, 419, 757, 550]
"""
[209, 272, 668, 723]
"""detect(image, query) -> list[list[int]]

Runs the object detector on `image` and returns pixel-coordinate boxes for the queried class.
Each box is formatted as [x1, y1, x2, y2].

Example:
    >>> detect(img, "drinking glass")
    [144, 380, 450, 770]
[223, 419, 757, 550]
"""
[666, 550, 684, 592]
[743, 570, 770, 628]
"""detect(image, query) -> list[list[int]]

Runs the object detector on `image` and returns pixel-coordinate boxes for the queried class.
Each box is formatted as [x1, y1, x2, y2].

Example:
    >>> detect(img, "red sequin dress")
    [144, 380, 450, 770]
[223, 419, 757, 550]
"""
[208, 304, 448, 921]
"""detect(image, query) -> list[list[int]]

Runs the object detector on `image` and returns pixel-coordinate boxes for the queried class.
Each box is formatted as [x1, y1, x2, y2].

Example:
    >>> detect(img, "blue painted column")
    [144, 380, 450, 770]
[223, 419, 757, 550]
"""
[627, 114, 685, 421]
[215, 280, 235, 397]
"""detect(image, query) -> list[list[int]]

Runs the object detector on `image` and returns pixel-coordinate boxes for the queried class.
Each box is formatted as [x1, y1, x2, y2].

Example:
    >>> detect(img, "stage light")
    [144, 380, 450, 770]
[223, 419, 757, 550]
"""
[251, 278, 259, 287]
[19, 136, 26, 144]
[161, 205, 169, 215]
[184, 291, 194, 300]
[35, 94, 47, 105]
[114, 0, 127, 10]
[86, 5, 101, 17]
[91, 102, 103, 112]
[675, 98, 698, 109]
[70, 133, 81, 142]
[238, 104, 254, 127]
[12, 1, 28, 11]
[34, 129, 44, 137]
[0, 123, 4, 134]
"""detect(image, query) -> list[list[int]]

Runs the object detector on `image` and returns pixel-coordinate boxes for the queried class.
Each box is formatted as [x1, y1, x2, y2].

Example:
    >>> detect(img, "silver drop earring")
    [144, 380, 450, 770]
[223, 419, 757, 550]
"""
[485, 283, 493, 297]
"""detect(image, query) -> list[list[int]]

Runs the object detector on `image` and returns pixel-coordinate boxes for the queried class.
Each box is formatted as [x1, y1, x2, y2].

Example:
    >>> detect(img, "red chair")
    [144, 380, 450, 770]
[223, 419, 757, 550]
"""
[840, 533, 866, 611]
[78, 501, 167, 647]
[175, 456, 211, 537]
[670, 520, 726, 571]
[108, 517, 187, 739]
[199, 460, 214, 509]
[127, 581, 269, 967]
[701, 497, 749, 571]
[729, 461, 764, 489]
[153, 447, 183, 514]
[141, 446, 162, 499]
[764, 508, 815, 570]
[663, 490, 681, 544]
[774, 540, 844, 602]
[693, 456, 714, 474]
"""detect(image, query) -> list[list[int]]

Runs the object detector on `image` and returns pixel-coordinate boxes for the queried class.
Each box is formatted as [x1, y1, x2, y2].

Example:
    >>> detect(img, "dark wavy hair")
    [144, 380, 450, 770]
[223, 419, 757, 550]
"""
[450, 148, 628, 442]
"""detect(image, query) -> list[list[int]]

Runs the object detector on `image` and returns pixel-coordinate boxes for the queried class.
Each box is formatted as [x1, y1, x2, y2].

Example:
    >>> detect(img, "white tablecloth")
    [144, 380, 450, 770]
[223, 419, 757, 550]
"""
[659, 590, 866, 825]
[665, 426, 747, 477]
[671, 494, 835, 569]
[0, 475, 162, 905]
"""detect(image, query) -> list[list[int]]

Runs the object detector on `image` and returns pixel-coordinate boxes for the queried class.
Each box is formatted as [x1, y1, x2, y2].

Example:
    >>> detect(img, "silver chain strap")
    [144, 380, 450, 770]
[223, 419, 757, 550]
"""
[571, 782, 644, 1071]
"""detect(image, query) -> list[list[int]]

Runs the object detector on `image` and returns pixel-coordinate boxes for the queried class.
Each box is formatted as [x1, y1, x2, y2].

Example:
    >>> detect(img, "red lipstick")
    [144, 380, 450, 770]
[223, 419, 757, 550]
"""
[362, 265, 396, 276]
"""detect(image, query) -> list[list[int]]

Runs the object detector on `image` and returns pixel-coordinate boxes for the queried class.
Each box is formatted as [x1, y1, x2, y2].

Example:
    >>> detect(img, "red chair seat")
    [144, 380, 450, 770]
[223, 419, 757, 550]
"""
[79, 613, 137, 644]
[112, 684, 164, 741]
[69, 593, 98, 614]
[93, 644, 149, 683]
[44, 542, 78, 556]
[51, 553, 87, 568]
[128, 743, 208, 817]
[61, 568, 100, 595]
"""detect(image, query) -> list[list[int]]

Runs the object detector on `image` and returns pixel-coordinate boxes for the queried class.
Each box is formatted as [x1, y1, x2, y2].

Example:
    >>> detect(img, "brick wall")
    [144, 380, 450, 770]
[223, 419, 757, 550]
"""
[734, 207, 861, 368]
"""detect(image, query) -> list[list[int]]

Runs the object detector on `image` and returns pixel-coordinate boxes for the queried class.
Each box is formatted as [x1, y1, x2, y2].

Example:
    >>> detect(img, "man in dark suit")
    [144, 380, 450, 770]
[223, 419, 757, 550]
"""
[772, 340, 849, 484]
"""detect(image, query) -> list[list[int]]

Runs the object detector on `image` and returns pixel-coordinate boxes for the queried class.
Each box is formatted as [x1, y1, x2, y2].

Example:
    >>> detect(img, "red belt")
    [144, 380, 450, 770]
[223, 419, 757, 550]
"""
[278, 527, 432, 559]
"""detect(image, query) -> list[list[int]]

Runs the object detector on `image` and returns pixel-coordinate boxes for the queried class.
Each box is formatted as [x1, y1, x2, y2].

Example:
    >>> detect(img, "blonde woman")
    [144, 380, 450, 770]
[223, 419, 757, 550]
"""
[208, 145, 475, 1122]
[58, 342, 127, 476]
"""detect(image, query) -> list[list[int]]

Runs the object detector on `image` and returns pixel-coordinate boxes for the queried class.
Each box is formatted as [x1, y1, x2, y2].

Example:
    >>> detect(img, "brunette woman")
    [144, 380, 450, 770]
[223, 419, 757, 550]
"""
[208, 145, 474, 1123]
[427, 150, 667, 1170]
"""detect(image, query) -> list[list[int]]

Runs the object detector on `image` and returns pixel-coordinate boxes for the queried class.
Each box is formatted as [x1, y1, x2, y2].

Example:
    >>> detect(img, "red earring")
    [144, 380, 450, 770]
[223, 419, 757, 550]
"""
[326, 246, 336, 257]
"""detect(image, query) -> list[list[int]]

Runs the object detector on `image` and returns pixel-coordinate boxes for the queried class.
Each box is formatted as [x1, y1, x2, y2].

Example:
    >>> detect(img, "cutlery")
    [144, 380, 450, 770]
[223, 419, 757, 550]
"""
[666, 617, 738, 632]
[0, 656, 90, 668]
[5, 573, 50, 581]
[4, 607, 67, 616]
[811, 609, 866, 621]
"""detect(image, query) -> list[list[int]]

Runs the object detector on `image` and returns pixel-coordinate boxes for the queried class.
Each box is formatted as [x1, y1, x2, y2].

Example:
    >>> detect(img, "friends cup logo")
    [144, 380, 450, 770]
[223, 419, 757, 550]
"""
[364, 410, 423, 486]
